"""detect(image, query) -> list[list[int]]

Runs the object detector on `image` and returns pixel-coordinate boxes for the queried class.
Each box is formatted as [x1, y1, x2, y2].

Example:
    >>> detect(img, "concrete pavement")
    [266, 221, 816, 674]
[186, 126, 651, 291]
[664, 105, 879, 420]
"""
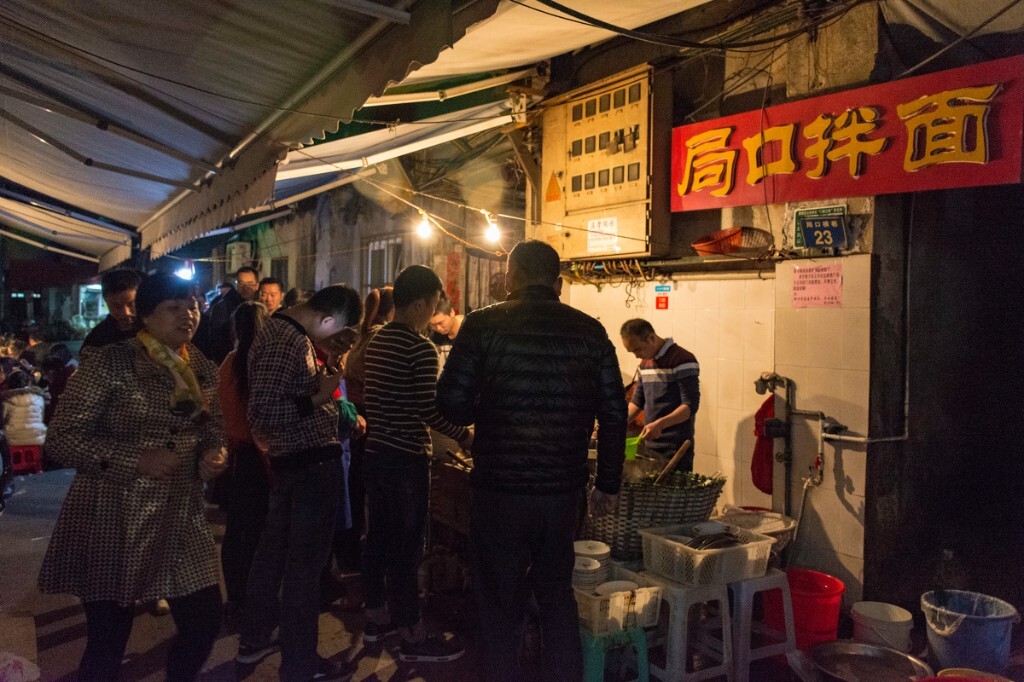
[0, 470, 484, 681]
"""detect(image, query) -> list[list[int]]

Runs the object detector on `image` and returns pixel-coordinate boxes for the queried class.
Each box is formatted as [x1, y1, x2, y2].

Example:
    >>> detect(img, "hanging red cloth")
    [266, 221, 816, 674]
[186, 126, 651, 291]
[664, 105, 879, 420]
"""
[751, 395, 776, 495]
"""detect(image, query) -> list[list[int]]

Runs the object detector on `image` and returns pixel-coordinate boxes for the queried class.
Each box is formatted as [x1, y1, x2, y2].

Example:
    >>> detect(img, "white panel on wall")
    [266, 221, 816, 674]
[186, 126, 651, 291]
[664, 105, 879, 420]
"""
[774, 255, 871, 607]
[566, 274, 776, 511]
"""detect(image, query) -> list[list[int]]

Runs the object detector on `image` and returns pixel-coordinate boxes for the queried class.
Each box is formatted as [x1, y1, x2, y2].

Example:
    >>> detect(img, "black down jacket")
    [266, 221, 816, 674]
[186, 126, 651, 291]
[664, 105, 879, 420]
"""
[437, 285, 627, 495]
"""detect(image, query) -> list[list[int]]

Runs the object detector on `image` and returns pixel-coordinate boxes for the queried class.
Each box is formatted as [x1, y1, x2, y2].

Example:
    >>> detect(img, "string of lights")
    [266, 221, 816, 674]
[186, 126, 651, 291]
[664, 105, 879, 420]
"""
[0, 0, 870, 270]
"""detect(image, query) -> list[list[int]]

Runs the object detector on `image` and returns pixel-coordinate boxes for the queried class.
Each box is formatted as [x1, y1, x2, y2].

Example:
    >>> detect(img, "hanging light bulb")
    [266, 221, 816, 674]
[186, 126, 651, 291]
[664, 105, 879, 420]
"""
[484, 212, 501, 243]
[416, 212, 432, 239]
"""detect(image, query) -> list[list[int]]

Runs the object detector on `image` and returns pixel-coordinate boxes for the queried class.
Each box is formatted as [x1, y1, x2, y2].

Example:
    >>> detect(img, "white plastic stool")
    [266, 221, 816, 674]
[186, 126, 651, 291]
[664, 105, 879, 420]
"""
[640, 571, 734, 681]
[728, 568, 796, 682]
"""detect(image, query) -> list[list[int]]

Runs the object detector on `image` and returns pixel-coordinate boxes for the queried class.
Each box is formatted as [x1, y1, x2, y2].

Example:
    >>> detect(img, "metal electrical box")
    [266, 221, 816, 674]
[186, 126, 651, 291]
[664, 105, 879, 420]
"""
[530, 64, 670, 260]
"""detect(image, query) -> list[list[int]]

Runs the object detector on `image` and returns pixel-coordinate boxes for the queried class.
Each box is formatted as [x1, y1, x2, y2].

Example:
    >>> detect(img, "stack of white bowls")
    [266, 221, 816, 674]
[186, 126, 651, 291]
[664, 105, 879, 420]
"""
[573, 540, 611, 590]
[572, 556, 603, 592]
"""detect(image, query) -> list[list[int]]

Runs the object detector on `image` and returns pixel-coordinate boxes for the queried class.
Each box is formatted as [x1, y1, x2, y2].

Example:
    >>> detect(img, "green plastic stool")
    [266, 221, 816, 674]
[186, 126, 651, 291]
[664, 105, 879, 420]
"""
[581, 627, 650, 682]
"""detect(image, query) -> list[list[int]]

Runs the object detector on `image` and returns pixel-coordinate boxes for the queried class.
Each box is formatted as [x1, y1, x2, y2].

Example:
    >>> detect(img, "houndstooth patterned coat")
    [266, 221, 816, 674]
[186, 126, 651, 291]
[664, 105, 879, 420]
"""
[38, 338, 224, 606]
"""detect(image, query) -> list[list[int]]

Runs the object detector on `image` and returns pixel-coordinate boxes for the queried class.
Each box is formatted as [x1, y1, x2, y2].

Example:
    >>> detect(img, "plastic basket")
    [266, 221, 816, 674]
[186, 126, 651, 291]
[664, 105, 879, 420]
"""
[574, 565, 662, 636]
[714, 509, 796, 566]
[583, 476, 725, 561]
[639, 525, 775, 586]
[739, 227, 773, 251]
[692, 227, 743, 255]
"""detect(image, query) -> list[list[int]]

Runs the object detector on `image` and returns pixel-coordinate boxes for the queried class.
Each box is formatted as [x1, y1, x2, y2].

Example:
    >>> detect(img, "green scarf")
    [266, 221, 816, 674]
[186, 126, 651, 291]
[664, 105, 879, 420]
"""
[137, 329, 208, 423]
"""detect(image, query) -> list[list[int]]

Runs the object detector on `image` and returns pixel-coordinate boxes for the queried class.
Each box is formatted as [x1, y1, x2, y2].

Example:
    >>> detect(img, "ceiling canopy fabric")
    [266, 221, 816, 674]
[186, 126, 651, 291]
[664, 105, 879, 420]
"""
[4, 0, 1020, 269]
[277, 101, 516, 181]
[0, 0, 461, 260]
[0, 196, 131, 259]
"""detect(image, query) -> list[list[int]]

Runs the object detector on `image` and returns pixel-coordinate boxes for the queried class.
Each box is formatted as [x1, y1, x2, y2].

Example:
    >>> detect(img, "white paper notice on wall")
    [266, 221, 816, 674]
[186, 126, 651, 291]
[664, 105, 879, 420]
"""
[587, 217, 618, 253]
[792, 262, 843, 308]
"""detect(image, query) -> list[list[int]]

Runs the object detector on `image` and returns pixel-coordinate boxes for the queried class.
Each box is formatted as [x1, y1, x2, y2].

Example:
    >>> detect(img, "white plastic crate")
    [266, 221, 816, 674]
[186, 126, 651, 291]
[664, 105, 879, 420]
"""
[574, 565, 662, 636]
[639, 525, 775, 587]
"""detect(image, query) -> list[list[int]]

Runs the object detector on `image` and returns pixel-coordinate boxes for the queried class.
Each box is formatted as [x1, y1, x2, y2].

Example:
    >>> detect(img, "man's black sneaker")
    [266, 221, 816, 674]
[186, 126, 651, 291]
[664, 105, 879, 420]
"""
[398, 634, 465, 663]
[235, 640, 278, 665]
[363, 621, 399, 642]
[310, 656, 356, 681]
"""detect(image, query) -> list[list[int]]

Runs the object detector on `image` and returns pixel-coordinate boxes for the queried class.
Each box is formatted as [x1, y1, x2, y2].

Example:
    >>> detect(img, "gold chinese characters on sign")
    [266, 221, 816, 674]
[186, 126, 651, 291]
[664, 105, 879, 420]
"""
[677, 85, 1001, 199]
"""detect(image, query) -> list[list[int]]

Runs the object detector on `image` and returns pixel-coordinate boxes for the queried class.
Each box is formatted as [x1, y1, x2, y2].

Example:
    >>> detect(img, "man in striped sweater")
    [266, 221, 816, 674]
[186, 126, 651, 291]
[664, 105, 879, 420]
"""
[361, 265, 472, 663]
[621, 318, 700, 468]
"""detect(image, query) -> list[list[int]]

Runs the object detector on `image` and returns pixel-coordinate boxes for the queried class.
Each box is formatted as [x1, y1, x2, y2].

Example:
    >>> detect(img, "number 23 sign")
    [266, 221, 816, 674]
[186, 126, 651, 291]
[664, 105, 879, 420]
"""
[795, 206, 847, 249]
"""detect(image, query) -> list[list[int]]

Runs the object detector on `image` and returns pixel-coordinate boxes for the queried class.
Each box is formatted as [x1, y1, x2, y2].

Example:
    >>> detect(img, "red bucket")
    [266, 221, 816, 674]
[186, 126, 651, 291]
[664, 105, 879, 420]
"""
[764, 568, 845, 650]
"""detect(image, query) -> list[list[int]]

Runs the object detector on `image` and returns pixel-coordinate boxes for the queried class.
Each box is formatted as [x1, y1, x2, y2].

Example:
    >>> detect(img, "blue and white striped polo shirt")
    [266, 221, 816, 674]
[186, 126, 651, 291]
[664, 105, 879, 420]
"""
[631, 338, 700, 460]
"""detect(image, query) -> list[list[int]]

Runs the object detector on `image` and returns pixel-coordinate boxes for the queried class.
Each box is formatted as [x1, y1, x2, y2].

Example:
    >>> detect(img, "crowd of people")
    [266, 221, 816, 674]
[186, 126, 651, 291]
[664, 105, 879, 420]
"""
[1, 331, 78, 507]
[4, 239, 705, 682]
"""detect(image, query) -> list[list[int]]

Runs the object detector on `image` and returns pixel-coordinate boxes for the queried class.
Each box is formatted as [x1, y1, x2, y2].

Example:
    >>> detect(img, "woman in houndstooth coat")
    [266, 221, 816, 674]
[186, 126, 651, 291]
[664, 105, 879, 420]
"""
[39, 273, 228, 682]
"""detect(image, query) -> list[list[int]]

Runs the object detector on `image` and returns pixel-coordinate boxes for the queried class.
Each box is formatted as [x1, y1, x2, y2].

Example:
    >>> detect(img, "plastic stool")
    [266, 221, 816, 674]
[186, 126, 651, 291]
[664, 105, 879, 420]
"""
[581, 627, 650, 682]
[728, 568, 796, 682]
[10, 444, 42, 475]
[640, 571, 734, 681]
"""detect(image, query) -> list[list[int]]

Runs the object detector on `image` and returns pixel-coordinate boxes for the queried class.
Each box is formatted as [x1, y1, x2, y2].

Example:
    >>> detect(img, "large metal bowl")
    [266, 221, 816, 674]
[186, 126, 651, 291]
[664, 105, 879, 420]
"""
[810, 641, 934, 682]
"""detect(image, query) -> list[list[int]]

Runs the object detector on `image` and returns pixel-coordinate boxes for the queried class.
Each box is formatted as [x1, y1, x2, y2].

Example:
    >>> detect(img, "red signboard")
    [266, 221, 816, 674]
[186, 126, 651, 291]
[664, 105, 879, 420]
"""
[671, 56, 1024, 211]
[655, 295, 669, 310]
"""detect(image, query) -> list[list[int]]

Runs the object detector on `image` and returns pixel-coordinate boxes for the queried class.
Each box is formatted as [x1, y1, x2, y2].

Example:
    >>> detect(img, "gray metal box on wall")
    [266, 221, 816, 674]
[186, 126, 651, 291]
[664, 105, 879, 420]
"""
[531, 64, 671, 260]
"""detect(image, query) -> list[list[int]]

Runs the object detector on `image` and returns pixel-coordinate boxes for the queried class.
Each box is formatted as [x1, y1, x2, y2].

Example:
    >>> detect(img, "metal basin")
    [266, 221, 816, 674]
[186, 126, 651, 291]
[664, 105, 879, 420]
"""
[811, 641, 934, 682]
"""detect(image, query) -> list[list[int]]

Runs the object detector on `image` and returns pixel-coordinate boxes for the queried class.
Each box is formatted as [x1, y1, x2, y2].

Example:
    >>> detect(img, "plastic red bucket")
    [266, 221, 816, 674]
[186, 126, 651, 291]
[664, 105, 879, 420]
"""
[764, 568, 846, 650]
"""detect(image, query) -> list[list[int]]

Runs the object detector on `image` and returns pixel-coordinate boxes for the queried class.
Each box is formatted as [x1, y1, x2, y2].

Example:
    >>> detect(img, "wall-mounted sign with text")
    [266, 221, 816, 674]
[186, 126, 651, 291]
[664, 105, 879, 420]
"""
[792, 263, 843, 308]
[671, 56, 1024, 212]
[587, 216, 619, 253]
[795, 206, 848, 249]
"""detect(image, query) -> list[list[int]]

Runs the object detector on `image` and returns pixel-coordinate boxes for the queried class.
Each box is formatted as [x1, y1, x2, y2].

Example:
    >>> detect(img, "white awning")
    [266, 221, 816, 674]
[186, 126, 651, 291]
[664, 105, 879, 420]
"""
[0, 196, 131, 262]
[277, 101, 516, 181]
[0, 0, 463, 259]
[399, 0, 712, 86]
[9, 0, 1018, 267]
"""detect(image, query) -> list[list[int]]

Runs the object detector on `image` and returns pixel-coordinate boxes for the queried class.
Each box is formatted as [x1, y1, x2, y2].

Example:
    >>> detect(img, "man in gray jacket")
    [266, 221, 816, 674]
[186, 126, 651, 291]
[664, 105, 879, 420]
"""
[437, 239, 626, 682]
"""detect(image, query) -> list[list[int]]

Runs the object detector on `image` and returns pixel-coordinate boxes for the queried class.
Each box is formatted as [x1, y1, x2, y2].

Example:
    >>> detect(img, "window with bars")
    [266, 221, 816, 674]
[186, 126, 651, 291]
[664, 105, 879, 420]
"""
[270, 257, 289, 287]
[365, 236, 403, 290]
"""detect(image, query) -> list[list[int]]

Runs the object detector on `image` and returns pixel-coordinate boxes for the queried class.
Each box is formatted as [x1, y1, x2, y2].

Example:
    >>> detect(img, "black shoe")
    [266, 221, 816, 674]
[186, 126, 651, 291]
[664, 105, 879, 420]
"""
[363, 621, 399, 642]
[398, 634, 465, 663]
[235, 639, 278, 665]
[310, 656, 356, 681]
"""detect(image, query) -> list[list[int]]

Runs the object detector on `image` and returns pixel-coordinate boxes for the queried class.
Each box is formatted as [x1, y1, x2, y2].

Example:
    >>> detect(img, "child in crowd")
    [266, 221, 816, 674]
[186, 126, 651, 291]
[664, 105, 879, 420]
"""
[2, 370, 48, 447]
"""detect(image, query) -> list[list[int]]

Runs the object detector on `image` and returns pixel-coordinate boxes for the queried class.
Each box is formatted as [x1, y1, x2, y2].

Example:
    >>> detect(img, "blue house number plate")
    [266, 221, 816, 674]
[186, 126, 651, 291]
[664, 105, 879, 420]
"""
[796, 206, 848, 249]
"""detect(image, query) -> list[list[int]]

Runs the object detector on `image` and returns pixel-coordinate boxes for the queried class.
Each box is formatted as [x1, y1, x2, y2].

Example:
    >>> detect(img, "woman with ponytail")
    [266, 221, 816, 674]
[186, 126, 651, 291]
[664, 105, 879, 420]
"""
[337, 287, 394, 575]
[217, 301, 270, 615]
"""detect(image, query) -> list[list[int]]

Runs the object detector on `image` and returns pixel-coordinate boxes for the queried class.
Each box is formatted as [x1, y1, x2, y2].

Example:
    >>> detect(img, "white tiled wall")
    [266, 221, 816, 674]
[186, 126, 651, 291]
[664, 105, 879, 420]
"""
[566, 275, 776, 511]
[567, 253, 872, 605]
[774, 254, 871, 605]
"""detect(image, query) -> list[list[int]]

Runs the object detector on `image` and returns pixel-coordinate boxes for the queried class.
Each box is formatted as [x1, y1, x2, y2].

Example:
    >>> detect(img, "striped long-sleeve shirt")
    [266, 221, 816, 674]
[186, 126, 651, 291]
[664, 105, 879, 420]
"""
[631, 338, 700, 458]
[363, 321, 467, 457]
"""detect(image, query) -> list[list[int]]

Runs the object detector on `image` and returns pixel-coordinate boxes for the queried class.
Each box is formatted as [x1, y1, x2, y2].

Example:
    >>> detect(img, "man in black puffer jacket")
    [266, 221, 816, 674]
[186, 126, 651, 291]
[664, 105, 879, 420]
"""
[437, 239, 626, 682]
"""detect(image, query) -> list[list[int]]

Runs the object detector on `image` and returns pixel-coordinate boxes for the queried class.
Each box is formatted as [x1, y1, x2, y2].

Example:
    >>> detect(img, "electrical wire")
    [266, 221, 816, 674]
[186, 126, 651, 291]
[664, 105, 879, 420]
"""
[757, 44, 778, 256]
[896, 0, 1024, 77]
[517, 0, 866, 50]
[681, 0, 859, 124]
[0, 12, 529, 130]
[2, 0, 870, 264]
[0, 0, 862, 132]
